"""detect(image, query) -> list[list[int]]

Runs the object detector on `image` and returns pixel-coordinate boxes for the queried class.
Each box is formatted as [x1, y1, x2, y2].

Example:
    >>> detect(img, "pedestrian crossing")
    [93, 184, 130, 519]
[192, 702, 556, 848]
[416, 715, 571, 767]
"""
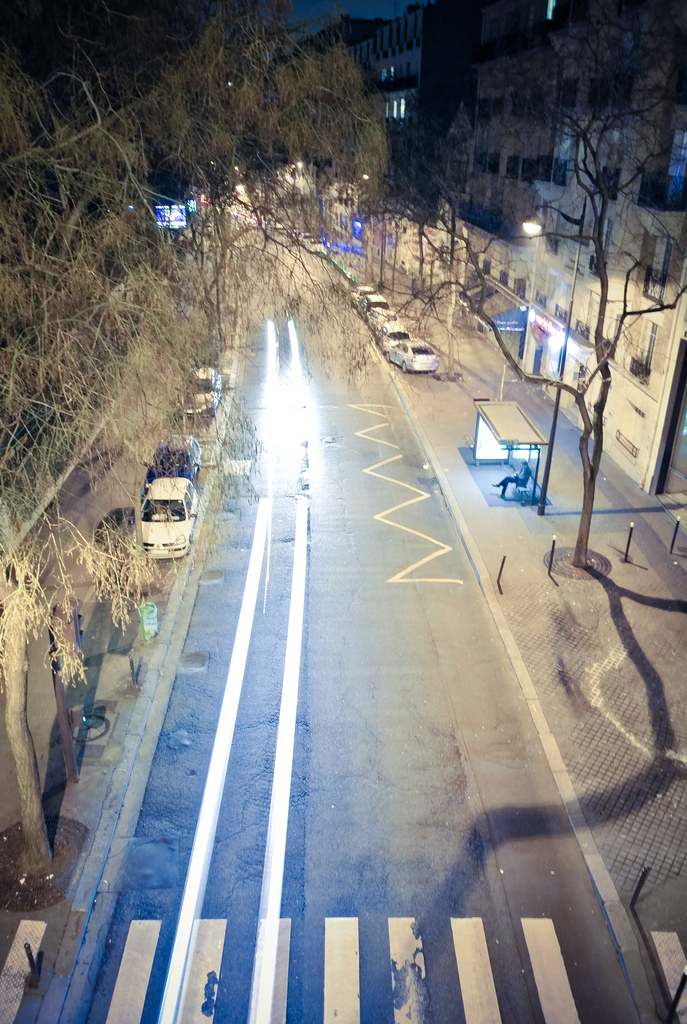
[2, 916, 685, 1023]
[97, 914, 586, 1024]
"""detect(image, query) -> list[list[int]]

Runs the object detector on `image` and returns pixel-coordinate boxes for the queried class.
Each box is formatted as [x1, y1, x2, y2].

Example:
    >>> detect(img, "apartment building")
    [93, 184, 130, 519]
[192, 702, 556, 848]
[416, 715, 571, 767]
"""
[348, 1, 480, 132]
[460, 0, 687, 498]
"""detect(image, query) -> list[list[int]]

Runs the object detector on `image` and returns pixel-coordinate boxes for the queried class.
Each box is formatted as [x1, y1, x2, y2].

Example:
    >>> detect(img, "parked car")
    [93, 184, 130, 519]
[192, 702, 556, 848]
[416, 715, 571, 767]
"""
[144, 436, 201, 491]
[361, 294, 389, 320]
[184, 367, 222, 417]
[370, 309, 403, 337]
[141, 477, 199, 558]
[388, 341, 440, 374]
[93, 507, 135, 553]
[351, 284, 376, 311]
[380, 327, 411, 357]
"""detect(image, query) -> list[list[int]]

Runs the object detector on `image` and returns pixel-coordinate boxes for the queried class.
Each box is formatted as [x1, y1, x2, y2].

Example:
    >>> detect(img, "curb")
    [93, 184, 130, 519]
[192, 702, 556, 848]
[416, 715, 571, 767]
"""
[388, 368, 658, 1024]
[35, 350, 244, 1024]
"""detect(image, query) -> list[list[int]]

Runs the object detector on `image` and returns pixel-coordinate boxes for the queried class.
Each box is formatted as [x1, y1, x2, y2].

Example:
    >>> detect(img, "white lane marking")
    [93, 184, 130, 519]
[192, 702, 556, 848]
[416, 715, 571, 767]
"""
[248, 496, 308, 1024]
[106, 920, 160, 1024]
[388, 918, 429, 1024]
[287, 320, 302, 377]
[157, 498, 270, 1024]
[324, 918, 360, 1024]
[179, 920, 226, 1024]
[0, 920, 46, 1024]
[651, 932, 687, 1023]
[521, 918, 580, 1024]
[451, 918, 502, 1024]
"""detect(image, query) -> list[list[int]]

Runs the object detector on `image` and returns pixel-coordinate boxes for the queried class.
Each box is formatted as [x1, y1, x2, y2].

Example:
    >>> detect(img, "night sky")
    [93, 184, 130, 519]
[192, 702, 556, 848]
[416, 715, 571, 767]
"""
[290, 0, 399, 25]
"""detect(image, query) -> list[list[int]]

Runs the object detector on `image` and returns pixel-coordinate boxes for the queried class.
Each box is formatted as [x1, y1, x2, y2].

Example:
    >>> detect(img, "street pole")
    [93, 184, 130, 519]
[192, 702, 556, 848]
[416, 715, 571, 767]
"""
[537, 201, 586, 516]
[522, 231, 541, 370]
[48, 616, 79, 785]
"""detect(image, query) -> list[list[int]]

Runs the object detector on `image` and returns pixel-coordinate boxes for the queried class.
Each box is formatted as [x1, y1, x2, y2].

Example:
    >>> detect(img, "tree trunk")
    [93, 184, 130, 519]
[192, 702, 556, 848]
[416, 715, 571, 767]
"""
[573, 367, 611, 567]
[2, 599, 52, 872]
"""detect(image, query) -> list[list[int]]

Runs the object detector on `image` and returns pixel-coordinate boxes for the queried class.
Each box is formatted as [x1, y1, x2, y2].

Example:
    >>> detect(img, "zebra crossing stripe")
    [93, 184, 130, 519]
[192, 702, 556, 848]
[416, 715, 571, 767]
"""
[388, 918, 429, 1024]
[651, 932, 687, 1024]
[451, 918, 502, 1024]
[179, 920, 226, 1024]
[0, 920, 46, 1024]
[324, 918, 360, 1024]
[521, 919, 580, 1024]
[106, 920, 161, 1024]
[271, 919, 291, 1024]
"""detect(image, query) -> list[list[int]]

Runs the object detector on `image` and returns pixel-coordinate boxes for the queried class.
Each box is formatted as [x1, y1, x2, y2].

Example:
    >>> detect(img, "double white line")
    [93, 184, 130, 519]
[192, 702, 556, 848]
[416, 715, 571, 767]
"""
[157, 495, 309, 1024]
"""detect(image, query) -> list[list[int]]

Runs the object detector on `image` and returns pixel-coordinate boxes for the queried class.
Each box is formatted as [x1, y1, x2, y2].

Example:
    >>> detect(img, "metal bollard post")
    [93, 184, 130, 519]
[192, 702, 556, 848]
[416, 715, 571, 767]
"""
[497, 555, 506, 595]
[665, 965, 687, 1023]
[24, 943, 40, 988]
[624, 522, 634, 563]
[548, 535, 556, 577]
[129, 653, 138, 688]
[630, 865, 650, 909]
[670, 516, 681, 554]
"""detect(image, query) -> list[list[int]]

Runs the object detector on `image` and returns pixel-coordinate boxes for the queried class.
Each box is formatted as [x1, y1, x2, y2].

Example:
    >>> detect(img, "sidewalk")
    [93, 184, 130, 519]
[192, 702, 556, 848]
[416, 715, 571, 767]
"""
[375, 275, 687, 1019]
[0, 350, 240, 1024]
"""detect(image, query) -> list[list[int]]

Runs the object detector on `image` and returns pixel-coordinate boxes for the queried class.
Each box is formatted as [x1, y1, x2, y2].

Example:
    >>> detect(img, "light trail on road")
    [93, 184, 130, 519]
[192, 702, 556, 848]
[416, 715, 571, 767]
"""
[157, 497, 270, 1024]
[248, 495, 309, 1024]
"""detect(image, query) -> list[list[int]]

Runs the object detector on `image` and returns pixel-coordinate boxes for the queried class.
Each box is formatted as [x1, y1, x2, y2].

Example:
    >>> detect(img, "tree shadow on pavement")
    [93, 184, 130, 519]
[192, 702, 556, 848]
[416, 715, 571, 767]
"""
[589, 569, 687, 758]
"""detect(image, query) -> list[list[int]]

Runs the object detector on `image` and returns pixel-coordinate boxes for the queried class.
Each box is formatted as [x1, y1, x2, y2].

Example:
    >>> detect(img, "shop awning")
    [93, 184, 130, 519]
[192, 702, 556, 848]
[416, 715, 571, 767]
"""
[491, 306, 528, 333]
[474, 400, 548, 447]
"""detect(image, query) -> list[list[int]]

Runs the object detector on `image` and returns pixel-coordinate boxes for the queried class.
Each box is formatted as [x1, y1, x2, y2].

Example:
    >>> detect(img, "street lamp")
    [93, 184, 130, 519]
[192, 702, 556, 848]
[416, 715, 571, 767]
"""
[537, 200, 586, 516]
[521, 218, 542, 381]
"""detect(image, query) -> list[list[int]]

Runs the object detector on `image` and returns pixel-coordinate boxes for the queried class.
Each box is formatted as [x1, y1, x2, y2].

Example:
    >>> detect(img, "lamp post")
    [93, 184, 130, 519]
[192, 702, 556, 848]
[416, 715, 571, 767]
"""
[522, 219, 542, 373]
[537, 200, 586, 516]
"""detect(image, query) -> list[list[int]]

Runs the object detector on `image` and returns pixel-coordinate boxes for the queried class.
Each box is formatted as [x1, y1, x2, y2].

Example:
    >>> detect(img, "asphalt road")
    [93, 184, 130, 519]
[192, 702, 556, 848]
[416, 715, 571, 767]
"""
[84, 316, 640, 1024]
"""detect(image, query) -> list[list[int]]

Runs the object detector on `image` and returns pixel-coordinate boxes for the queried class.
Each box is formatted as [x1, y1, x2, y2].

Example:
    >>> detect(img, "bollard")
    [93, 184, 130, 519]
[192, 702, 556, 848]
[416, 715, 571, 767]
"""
[129, 653, 138, 689]
[630, 865, 650, 909]
[24, 943, 40, 988]
[665, 965, 687, 1023]
[548, 535, 556, 577]
[497, 555, 506, 595]
[624, 522, 634, 563]
[670, 516, 681, 554]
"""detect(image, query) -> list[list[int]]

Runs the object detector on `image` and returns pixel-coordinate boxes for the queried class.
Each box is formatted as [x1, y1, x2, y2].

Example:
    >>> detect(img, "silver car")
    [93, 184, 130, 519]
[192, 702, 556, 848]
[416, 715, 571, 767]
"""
[379, 325, 410, 356]
[389, 341, 439, 374]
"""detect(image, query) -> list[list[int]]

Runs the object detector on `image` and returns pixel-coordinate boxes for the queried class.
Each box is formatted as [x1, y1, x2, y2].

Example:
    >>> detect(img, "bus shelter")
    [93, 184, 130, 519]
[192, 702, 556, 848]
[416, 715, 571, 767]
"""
[473, 400, 548, 504]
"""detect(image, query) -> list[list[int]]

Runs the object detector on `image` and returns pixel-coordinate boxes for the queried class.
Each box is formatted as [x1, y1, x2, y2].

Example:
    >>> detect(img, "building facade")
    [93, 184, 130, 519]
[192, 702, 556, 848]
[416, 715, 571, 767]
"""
[460, 0, 687, 498]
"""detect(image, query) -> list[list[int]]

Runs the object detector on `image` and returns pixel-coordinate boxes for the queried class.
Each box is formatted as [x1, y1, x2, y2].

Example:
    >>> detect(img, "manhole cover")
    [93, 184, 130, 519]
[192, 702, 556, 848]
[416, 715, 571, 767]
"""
[178, 652, 208, 671]
[0, 817, 89, 911]
[544, 547, 612, 580]
[200, 569, 224, 584]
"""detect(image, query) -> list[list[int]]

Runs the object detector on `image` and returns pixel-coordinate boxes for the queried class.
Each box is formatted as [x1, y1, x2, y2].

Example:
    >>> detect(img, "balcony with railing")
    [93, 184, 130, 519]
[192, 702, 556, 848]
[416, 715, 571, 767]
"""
[638, 174, 687, 212]
[376, 74, 418, 93]
[643, 266, 666, 302]
[629, 356, 651, 383]
[555, 304, 568, 324]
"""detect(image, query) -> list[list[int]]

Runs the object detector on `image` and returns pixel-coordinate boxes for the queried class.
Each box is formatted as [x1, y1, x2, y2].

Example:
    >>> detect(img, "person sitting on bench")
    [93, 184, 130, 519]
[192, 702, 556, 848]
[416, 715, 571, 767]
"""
[493, 461, 531, 498]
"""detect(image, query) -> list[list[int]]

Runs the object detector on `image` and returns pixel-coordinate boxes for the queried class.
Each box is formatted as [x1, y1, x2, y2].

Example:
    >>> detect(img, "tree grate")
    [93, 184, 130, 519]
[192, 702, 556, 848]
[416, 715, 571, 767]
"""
[543, 547, 612, 580]
[0, 817, 89, 911]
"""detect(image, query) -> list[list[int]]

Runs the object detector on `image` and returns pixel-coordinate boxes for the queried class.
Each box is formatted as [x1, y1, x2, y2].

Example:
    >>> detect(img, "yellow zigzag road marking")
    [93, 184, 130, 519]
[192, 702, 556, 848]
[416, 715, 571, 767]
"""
[350, 404, 463, 585]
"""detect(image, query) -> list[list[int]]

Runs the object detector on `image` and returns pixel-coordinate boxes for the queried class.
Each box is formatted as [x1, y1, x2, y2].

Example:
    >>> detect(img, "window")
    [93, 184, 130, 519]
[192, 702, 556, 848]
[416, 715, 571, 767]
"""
[400, 97, 406, 119]
[506, 154, 520, 179]
[483, 258, 491, 275]
[477, 97, 491, 121]
[536, 154, 553, 181]
[475, 151, 488, 171]
[390, 65, 395, 80]
[601, 167, 619, 200]
[487, 151, 500, 174]
[588, 78, 608, 110]
[381, 68, 387, 82]
[385, 101, 389, 119]
[645, 322, 658, 369]
[546, 0, 557, 20]
[521, 157, 537, 182]
[393, 99, 398, 118]
[557, 78, 578, 108]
